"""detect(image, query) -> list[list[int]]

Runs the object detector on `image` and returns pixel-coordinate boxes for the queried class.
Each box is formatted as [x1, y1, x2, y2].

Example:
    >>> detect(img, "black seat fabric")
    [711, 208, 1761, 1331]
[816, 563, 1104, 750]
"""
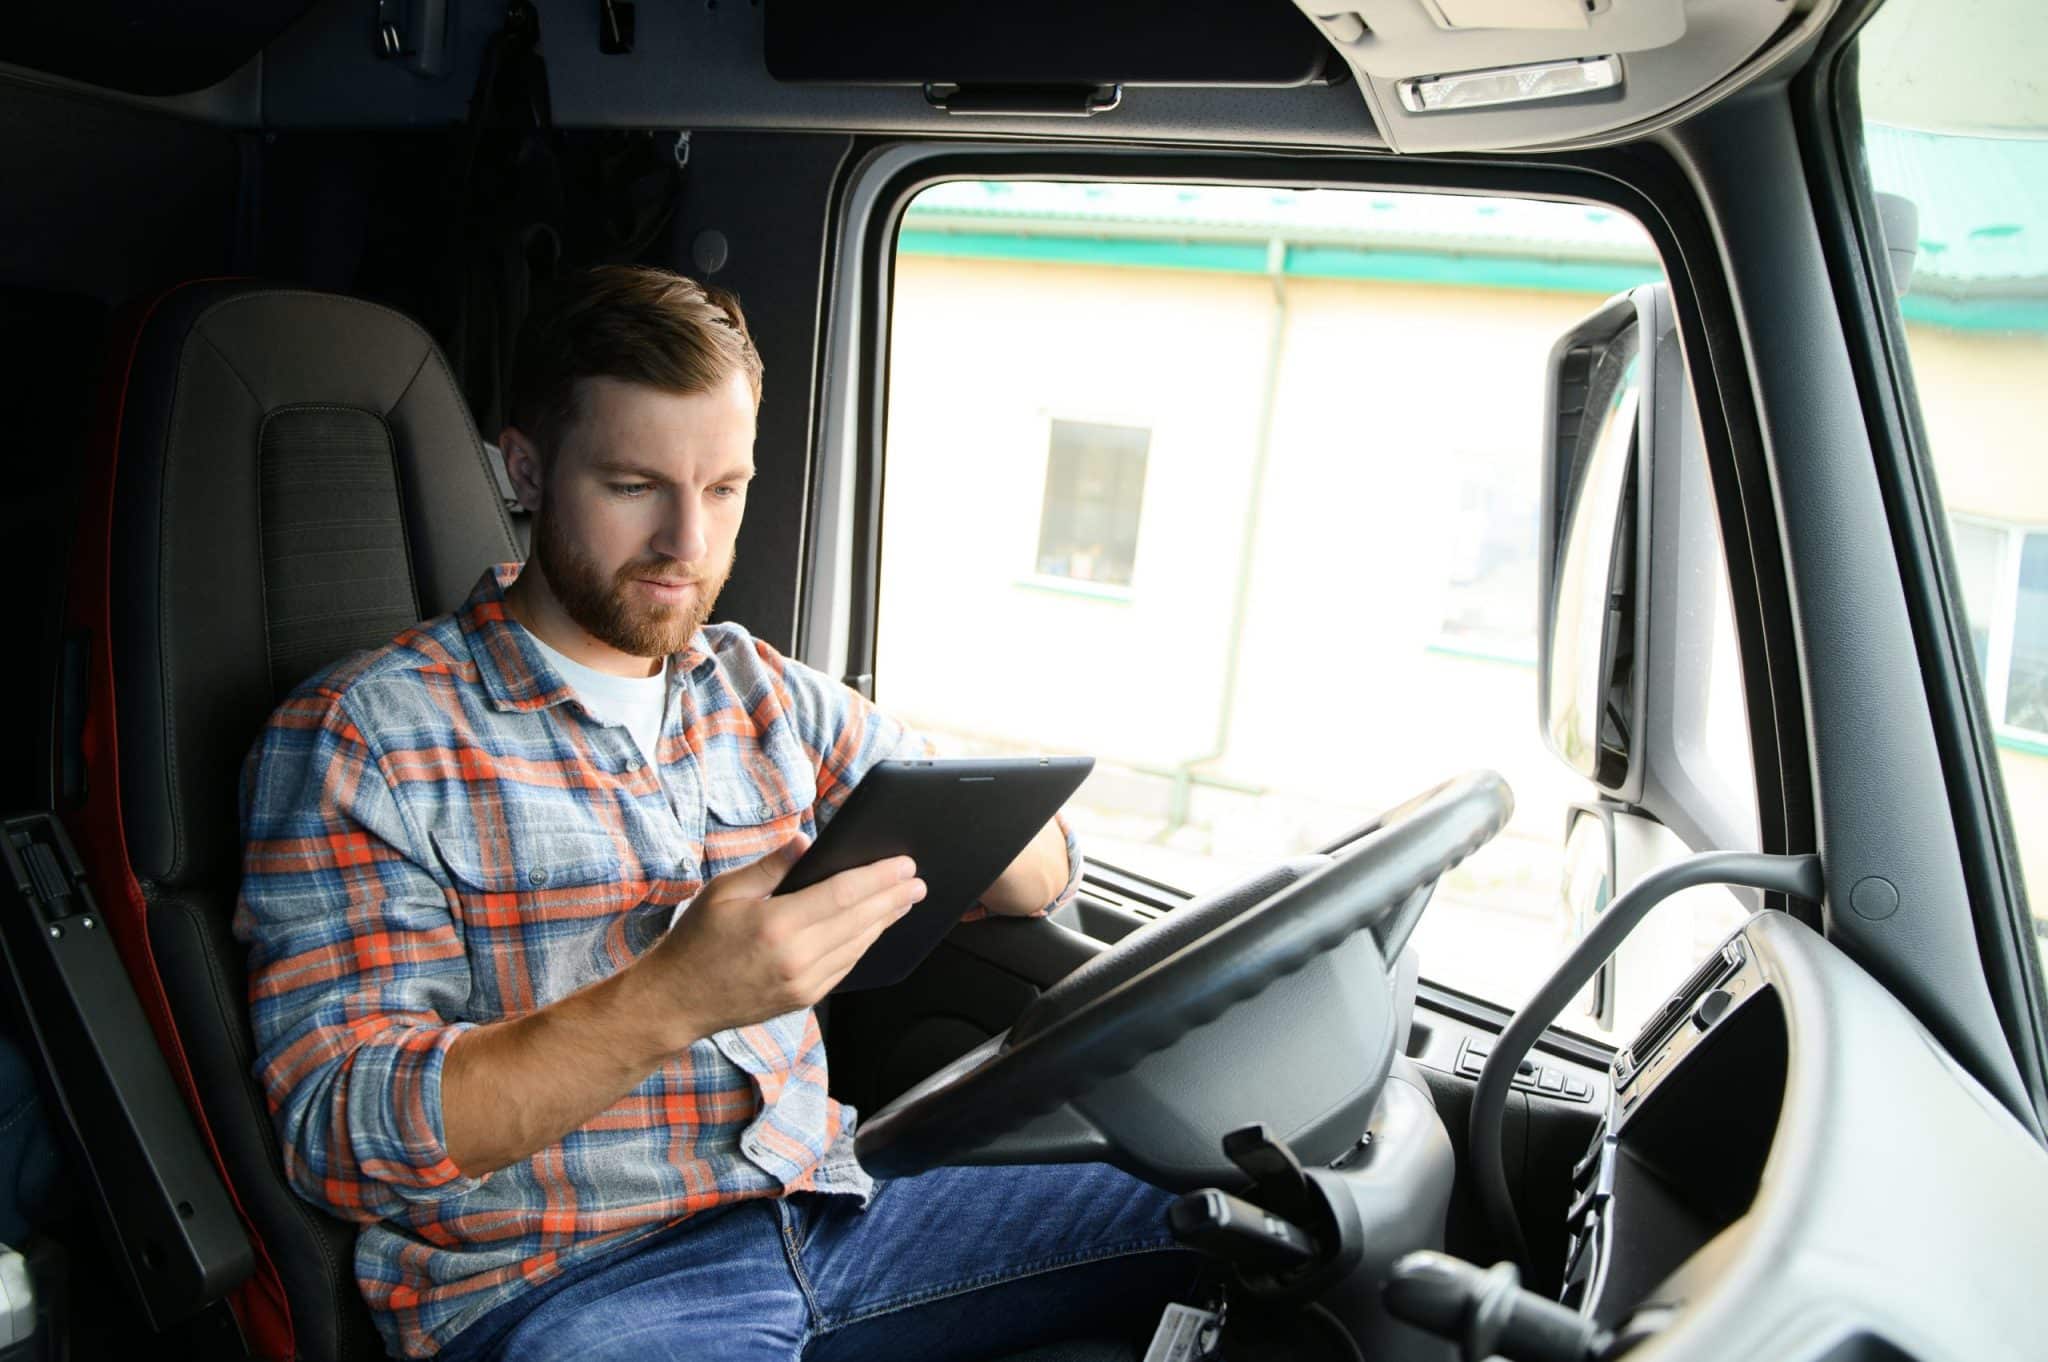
[92, 282, 519, 1360]
[112, 285, 521, 888]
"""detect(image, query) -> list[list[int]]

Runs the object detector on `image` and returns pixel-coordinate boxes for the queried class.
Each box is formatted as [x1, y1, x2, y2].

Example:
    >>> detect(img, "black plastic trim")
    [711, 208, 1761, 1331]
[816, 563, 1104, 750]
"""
[0, 813, 253, 1328]
[1080, 859, 1194, 914]
[1415, 980, 1617, 1069]
[1657, 82, 2038, 1133]
[1793, 17, 2048, 1133]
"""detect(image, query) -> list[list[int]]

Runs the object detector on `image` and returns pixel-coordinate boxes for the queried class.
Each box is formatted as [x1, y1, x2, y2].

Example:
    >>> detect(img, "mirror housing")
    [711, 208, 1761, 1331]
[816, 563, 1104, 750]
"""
[1537, 285, 1675, 801]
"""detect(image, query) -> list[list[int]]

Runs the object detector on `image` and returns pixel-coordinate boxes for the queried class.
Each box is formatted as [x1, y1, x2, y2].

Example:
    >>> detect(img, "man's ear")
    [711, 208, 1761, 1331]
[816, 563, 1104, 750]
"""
[499, 428, 546, 514]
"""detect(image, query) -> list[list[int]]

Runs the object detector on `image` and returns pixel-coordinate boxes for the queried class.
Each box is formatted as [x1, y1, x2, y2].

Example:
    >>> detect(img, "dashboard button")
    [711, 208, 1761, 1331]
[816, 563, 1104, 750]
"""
[1538, 1069, 1566, 1093]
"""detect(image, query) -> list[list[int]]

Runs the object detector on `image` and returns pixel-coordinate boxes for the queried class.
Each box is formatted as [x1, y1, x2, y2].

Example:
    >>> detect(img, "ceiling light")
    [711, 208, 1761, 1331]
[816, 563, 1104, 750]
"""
[1398, 55, 1622, 113]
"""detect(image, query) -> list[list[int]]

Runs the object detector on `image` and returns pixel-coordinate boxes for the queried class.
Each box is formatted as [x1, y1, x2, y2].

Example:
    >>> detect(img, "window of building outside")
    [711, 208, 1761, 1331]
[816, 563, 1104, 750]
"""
[1037, 420, 1150, 589]
[874, 180, 1752, 1043]
[1857, 0, 2048, 974]
[1948, 517, 2048, 737]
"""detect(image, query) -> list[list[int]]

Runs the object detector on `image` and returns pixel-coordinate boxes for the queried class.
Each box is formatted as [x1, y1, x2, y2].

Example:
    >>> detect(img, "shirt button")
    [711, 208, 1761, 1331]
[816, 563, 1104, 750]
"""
[624, 756, 643, 772]
[528, 869, 550, 887]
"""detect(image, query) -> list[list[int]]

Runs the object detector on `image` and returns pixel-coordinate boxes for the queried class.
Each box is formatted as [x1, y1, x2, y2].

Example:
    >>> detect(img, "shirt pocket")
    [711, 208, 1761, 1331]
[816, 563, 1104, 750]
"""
[702, 730, 815, 872]
[430, 825, 645, 1011]
[429, 825, 627, 901]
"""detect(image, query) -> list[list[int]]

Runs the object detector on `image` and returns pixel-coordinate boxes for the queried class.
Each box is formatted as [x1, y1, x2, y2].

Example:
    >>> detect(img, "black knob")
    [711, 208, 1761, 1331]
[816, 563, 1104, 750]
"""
[1692, 988, 1733, 1032]
[1383, 1251, 1612, 1362]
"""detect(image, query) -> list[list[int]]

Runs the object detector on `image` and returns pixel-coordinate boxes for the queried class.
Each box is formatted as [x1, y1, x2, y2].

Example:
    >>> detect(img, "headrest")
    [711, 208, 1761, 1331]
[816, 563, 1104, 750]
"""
[102, 283, 521, 888]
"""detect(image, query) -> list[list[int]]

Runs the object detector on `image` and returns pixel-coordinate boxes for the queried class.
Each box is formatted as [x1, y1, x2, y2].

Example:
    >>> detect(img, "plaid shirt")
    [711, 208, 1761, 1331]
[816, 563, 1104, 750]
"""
[233, 563, 1080, 1358]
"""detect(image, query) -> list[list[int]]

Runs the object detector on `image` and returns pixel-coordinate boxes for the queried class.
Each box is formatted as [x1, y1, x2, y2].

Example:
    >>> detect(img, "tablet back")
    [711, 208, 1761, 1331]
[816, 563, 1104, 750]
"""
[777, 756, 1094, 991]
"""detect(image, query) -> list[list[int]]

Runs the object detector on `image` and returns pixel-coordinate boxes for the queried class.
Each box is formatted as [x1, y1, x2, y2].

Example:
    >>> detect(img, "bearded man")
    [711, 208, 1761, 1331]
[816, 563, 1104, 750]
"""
[234, 266, 1193, 1362]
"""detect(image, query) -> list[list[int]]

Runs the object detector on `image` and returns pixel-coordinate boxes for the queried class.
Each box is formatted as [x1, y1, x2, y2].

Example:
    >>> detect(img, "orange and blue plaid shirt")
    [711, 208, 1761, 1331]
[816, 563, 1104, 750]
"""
[233, 563, 1079, 1358]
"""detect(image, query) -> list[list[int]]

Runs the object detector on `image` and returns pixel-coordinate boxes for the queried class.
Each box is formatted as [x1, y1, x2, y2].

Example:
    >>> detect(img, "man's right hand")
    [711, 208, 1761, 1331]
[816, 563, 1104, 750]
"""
[442, 844, 924, 1177]
[636, 843, 927, 1044]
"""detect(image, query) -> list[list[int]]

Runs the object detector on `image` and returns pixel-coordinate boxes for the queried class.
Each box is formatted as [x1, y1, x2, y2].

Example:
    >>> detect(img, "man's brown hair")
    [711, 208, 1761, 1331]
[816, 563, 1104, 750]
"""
[508, 265, 764, 463]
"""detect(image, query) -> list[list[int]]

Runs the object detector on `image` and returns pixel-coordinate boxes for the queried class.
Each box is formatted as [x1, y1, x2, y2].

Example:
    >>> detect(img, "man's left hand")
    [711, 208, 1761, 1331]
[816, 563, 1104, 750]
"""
[977, 818, 1070, 918]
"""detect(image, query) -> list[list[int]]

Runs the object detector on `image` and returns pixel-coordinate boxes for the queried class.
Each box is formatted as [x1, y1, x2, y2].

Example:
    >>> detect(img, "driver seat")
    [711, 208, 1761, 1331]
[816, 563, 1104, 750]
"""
[59, 280, 521, 1360]
[59, 281, 1147, 1362]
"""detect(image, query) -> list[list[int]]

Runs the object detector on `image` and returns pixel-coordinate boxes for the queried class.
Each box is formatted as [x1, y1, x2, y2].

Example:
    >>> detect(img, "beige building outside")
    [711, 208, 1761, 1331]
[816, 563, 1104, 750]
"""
[871, 160, 2047, 1040]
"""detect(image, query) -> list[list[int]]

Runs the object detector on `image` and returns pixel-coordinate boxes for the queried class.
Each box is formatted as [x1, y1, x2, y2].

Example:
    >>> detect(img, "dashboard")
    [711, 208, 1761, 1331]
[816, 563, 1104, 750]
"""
[1560, 911, 2048, 1361]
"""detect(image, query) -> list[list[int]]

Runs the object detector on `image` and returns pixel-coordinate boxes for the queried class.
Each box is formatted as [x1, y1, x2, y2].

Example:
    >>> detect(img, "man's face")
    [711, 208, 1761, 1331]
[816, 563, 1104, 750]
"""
[509, 373, 757, 674]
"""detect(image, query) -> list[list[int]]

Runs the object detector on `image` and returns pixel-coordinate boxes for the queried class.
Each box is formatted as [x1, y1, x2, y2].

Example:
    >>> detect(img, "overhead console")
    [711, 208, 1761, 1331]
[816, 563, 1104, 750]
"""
[765, 0, 1341, 92]
[1287, 0, 1841, 153]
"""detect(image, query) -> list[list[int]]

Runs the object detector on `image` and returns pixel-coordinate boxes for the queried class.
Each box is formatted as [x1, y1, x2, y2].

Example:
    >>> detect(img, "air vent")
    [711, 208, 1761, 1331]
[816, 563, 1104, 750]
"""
[1617, 939, 1745, 1082]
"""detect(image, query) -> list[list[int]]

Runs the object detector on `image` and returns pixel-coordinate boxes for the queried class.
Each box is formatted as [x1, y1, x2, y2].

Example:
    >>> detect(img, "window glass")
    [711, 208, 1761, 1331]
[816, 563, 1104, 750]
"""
[1859, 0, 2048, 968]
[877, 182, 1752, 1042]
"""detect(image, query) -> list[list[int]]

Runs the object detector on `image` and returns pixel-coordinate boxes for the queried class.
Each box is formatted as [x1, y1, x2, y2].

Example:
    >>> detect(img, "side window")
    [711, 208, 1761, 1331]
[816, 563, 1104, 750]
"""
[1857, 1, 2048, 966]
[876, 182, 1751, 1041]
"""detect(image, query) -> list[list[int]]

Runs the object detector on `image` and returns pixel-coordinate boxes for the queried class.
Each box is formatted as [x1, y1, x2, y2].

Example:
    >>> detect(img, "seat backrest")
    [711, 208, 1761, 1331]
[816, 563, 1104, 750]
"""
[60, 281, 520, 1360]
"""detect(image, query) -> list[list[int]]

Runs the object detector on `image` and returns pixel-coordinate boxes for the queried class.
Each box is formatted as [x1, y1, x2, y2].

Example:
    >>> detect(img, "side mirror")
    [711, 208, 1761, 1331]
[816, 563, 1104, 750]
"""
[1536, 285, 1673, 800]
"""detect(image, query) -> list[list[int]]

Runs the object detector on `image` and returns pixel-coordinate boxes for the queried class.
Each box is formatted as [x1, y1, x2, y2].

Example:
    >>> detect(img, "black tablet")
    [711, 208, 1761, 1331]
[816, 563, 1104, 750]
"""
[776, 756, 1094, 992]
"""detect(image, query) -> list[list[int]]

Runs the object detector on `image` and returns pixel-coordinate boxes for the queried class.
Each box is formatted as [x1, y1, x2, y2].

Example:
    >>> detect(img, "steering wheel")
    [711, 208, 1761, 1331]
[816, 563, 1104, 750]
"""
[854, 770, 1515, 1187]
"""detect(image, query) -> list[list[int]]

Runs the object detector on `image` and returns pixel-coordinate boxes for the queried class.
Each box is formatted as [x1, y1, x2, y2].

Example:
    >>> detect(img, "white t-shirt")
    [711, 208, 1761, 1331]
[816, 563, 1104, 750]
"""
[519, 626, 668, 768]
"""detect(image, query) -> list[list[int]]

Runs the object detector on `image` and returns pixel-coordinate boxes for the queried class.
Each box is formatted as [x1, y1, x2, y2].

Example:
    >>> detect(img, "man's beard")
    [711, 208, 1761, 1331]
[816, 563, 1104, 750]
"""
[530, 506, 730, 660]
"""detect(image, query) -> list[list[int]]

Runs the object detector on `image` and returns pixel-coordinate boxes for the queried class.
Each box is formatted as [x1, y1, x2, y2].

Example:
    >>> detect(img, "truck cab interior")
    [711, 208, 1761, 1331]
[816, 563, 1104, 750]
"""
[1, 1, 2046, 1360]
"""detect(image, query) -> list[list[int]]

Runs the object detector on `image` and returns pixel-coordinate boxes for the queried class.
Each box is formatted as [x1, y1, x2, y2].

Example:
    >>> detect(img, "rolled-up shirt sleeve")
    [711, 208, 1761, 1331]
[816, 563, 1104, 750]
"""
[232, 687, 485, 1224]
[1041, 812, 1086, 915]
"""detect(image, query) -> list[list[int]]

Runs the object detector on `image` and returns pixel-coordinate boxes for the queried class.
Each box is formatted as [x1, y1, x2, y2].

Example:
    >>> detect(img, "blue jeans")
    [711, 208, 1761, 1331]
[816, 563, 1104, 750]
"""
[434, 1162, 1197, 1362]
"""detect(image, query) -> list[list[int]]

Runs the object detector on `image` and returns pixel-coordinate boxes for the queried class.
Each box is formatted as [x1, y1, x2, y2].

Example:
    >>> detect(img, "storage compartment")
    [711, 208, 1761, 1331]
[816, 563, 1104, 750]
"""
[1580, 987, 1786, 1326]
[765, 1, 1335, 87]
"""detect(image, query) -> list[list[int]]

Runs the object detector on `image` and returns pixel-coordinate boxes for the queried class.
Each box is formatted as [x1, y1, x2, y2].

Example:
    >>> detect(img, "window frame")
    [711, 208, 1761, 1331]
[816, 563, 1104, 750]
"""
[801, 141, 1820, 983]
